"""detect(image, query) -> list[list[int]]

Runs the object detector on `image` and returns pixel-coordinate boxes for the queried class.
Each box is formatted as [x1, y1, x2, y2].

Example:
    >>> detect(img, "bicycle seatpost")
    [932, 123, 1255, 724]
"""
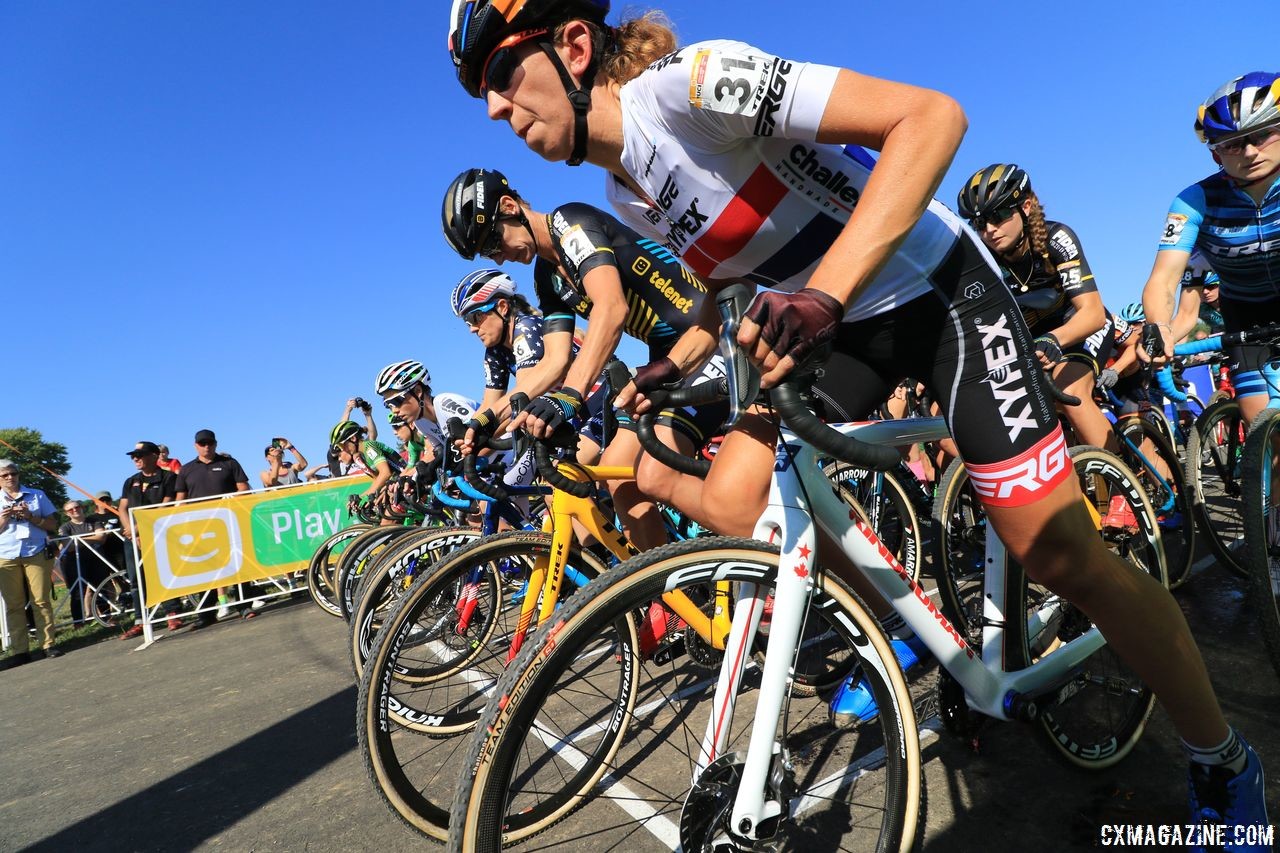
[715, 283, 760, 429]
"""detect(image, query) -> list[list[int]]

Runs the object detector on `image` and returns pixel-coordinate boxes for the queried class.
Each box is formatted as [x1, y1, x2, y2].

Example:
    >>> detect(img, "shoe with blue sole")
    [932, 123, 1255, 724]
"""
[1188, 734, 1270, 852]
[829, 634, 931, 730]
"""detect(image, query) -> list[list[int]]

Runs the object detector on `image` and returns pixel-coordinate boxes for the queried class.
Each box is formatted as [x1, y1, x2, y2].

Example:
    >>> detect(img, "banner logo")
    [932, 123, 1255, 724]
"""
[152, 507, 244, 590]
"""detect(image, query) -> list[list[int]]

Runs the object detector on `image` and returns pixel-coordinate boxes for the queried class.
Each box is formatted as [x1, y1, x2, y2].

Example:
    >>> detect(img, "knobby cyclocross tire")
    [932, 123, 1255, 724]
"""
[335, 525, 415, 622]
[307, 525, 368, 617]
[1185, 398, 1248, 578]
[823, 459, 929, 584]
[1239, 407, 1280, 680]
[1115, 414, 1196, 587]
[449, 537, 920, 853]
[357, 530, 610, 842]
[348, 525, 484, 680]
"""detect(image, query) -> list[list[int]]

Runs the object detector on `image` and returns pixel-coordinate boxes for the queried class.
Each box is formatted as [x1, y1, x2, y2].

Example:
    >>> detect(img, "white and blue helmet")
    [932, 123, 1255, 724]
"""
[451, 268, 517, 319]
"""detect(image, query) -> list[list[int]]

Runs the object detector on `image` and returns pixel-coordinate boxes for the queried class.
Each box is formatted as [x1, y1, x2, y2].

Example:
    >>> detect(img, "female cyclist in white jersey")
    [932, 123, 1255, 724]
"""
[447, 0, 1267, 837]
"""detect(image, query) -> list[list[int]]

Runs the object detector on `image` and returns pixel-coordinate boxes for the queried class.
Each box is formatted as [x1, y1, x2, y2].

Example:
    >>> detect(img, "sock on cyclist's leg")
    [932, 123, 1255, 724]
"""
[1183, 728, 1248, 776]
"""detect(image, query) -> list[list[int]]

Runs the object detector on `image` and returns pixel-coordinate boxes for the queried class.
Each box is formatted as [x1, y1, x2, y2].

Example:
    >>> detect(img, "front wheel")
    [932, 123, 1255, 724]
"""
[449, 537, 920, 853]
[84, 571, 133, 628]
[1239, 408, 1280, 680]
[1186, 398, 1247, 577]
[1114, 414, 1195, 587]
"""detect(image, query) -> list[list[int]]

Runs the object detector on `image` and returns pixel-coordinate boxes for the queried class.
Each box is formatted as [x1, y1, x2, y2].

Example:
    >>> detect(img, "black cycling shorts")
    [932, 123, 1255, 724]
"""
[810, 232, 1070, 507]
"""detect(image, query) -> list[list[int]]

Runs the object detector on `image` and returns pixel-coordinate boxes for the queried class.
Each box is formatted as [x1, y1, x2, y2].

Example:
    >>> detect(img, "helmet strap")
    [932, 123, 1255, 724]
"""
[537, 40, 595, 167]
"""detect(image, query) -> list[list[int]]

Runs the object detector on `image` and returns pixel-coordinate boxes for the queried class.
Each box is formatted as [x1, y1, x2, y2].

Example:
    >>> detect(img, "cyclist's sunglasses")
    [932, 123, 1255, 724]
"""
[476, 222, 507, 260]
[967, 205, 1019, 230]
[383, 393, 409, 410]
[464, 308, 492, 327]
[480, 28, 548, 96]
[1208, 125, 1280, 155]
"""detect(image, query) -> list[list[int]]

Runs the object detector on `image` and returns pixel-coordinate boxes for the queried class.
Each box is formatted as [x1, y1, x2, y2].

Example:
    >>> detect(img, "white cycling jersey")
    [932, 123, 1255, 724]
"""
[607, 39, 972, 323]
[415, 392, 478, 456]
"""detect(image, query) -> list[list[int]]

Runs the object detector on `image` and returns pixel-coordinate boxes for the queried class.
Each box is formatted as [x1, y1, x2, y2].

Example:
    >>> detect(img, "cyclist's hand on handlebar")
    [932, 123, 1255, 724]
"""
[1137, 322, 1174, 367]
[514, 388, 584, 439]
[617, 356, 681, 414]
[461, 409, 498, 456]
[737, 289, 843, 388]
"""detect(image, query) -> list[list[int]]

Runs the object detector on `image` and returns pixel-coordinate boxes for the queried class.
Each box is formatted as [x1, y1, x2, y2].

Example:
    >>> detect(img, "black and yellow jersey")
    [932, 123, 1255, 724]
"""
[533, 202, 709, 358]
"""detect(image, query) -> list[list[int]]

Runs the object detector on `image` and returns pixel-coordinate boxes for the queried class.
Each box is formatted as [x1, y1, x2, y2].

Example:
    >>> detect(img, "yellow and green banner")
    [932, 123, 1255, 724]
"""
[132, 476, 367, 606]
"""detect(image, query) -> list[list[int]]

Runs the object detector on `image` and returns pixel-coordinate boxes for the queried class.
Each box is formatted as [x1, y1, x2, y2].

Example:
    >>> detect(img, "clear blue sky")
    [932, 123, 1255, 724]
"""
[2, 1, 1273, 498]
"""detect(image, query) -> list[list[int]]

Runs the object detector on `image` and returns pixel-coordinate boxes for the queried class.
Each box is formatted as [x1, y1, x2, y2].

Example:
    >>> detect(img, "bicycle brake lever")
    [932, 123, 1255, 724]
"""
[716, 283, 761, 429]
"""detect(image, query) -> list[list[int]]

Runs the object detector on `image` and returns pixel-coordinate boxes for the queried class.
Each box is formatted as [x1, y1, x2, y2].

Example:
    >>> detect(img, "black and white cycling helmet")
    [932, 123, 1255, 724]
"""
[442, 168, 522, 260]
[376, 360, 430, 395]
[451, 268, 518, 318]
[956, 163, 1031, 221]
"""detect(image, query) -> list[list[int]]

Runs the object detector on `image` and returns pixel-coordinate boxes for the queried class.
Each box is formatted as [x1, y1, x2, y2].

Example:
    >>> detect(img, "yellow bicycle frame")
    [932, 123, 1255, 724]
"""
[512, 461, 733, 656]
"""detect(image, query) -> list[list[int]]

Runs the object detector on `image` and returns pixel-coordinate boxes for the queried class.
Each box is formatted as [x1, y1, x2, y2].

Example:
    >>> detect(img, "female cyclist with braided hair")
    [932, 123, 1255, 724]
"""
[447, 1, 1268, 835]
[957, 164, 1119, 453]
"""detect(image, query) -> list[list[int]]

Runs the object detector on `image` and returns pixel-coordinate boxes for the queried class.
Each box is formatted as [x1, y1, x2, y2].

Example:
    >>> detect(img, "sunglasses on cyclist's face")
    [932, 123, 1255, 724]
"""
[475, 221, 508, 261]
[464, 308, 492, 328]
[383, 393, 408, 410]
[967, 205, 1019, 230]
[481, 29, 548, 96]
[1209, 125, 1280, 155]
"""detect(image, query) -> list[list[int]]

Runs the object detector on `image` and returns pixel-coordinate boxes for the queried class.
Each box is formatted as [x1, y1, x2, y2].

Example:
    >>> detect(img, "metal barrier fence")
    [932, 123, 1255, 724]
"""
[0, 527, 305, 651]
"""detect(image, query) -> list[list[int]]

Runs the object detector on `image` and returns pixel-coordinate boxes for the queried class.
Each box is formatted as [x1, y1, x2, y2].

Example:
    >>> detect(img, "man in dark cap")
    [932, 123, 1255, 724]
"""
[118, 441, 178, 639]
[175, 430, 250, 627]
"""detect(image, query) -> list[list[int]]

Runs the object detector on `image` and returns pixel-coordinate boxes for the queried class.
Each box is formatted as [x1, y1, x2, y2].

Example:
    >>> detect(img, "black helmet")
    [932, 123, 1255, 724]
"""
[441, 168, 519, 260]
[447, 0, 611, 99]
[956, 164, 1031, 220]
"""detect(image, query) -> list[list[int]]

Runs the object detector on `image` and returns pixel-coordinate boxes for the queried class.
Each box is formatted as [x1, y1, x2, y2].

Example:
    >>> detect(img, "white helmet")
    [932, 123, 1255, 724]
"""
[375, 360, 430, 395]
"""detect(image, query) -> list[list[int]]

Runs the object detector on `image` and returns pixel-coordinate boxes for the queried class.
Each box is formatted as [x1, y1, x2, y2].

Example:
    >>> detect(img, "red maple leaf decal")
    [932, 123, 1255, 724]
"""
[793, 563, 808, 578]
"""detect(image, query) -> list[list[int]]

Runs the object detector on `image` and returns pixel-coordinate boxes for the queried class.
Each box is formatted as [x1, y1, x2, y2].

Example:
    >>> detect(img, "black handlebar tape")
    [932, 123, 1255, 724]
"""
[533, 441, 595, 498]
[1042, 368, 1081, 407]
[463, 453, 508, 501]
[635, 410, 712, 478]
[769, 383, 901, 471]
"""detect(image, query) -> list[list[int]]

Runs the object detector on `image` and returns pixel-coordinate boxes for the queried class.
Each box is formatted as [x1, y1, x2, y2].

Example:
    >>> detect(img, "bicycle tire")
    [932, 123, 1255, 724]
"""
[84, 571, 132, 628]
[358, 530, 611, 841]
[823, 459, 928, 584]
[449, 537, 919, 853]
[931, 457, 986, 644]
[1185, 398, 1247, 577]
[307, 525, 367, 617]
[336, 525, 414, 622]
[349, 525, 484, 680]
[1239, 407, 1280, 680]
[1115, 414, 1196, 587]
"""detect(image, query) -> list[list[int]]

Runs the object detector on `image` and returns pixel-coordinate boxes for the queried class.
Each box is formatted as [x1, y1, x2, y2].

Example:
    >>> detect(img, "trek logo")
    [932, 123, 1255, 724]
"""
[976, 313, 1038, 443]
[1206, 237, 1280, 258]
[151, 507, 243, 590]
[788, 145, 861, 207]
[753, 58, 792, 136]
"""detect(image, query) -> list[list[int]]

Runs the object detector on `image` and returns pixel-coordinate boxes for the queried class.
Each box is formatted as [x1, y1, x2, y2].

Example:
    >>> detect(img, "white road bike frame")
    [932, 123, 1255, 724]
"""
[695, 415, 1131, 841]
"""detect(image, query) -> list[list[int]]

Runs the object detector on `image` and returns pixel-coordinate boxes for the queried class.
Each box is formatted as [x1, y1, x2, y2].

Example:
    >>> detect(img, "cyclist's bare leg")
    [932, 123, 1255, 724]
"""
[662, 406, 898, 619]
[985, 474, 1228, 748]
[1054, 360, 1119, 452]
[601, 429, 667, 550]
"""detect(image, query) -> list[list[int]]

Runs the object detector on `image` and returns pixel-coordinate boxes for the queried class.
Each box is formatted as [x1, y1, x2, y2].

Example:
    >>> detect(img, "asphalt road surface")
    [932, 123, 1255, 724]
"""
[1, 553, 1276, 852]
